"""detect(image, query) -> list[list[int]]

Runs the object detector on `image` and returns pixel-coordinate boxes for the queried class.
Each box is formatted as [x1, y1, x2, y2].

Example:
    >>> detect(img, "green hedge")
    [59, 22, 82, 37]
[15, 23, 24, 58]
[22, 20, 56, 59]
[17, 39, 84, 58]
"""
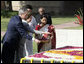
[1, 10, 18, 18]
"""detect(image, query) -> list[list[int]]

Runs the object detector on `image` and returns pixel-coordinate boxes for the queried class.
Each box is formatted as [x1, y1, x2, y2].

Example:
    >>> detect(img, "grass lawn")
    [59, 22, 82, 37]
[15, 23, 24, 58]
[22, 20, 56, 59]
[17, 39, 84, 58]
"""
[64, 25, 83, 29]
[33, 42, 38, 54]
[1, 17, 10, 31]
[52, 17, 76, 25]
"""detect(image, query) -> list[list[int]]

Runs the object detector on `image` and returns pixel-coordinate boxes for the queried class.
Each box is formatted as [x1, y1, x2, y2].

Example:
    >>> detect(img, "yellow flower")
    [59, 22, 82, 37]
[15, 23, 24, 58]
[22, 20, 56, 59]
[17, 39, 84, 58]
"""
[74, 56, 83, 60]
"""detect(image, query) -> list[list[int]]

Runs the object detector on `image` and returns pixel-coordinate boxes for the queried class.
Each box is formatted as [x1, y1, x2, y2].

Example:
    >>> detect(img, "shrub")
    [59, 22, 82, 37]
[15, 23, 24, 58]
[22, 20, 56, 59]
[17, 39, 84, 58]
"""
[74, 8, 83, 25]
[1, 10, 18, 18]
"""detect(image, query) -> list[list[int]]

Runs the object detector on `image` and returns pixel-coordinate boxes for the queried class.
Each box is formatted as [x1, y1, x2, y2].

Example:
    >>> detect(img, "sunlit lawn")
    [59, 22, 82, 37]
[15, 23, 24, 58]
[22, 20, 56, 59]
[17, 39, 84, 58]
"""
[33, 42, 38, 54]
[52, 17, 76, 25]
[1, 17, 10, 31]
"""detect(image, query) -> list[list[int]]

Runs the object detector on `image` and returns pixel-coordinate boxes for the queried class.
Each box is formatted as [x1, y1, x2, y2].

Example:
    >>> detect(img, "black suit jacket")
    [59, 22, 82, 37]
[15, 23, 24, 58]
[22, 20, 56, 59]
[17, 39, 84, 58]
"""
[2, 15, 33, 47]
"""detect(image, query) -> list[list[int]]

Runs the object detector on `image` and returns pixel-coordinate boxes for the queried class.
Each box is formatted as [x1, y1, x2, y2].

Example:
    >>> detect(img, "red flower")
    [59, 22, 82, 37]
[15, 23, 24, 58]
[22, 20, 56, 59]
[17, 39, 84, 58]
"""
[75, 15, 83, 25]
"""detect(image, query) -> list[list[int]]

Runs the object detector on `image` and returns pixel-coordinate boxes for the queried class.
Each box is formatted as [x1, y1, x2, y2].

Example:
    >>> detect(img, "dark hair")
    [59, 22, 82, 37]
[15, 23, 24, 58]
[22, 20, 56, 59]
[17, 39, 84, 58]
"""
[40, 15, 47, 19]
[24, 5, 33, 10]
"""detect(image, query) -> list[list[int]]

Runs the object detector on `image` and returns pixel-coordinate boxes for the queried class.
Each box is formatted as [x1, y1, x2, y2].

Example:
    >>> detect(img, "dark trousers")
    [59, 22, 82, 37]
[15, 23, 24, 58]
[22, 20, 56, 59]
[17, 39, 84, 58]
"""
[1, 42, 16, 63]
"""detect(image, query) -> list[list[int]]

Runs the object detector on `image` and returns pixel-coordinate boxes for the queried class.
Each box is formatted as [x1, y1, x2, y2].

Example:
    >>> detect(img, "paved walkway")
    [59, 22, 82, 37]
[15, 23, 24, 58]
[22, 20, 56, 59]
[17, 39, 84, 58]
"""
[56, 29, 83, 48]
[54, 22, 80, 29]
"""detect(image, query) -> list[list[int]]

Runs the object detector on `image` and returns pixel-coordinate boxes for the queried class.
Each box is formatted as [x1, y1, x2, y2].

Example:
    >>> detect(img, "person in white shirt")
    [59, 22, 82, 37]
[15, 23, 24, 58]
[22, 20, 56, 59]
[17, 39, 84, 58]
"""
[22, 15, 37, 56]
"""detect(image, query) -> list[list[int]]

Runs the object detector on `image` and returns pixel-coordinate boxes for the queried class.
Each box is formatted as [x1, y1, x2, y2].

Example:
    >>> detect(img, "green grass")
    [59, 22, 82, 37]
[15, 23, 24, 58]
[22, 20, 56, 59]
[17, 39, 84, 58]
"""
[64, 25, 83, 29]
[33, 42, 38, 54]
[52, 17, 76, 25]
[1, 10, 18, 18]
[1, 17, 10, 31]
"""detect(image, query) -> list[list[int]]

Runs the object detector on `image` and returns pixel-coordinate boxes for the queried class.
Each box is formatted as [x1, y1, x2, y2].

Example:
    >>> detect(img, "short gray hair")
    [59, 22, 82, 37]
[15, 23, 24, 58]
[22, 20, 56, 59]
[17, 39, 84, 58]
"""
[18, 7, 28, 15]
[38, 7, 45, 11]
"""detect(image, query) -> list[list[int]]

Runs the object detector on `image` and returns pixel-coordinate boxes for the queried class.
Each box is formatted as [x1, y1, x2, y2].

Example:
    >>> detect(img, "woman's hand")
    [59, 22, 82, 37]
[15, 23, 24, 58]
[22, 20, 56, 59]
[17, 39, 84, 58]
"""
[42, 32, 51, 35]
[34, 39, 41, 43]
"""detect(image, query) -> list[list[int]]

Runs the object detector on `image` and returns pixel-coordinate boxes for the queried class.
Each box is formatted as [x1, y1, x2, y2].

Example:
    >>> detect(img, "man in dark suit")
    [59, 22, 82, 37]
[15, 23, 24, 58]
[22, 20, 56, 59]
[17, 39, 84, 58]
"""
[1, 6, 51, 63]
[1, 7, 33, 63]
[35, 7, 52, 25]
